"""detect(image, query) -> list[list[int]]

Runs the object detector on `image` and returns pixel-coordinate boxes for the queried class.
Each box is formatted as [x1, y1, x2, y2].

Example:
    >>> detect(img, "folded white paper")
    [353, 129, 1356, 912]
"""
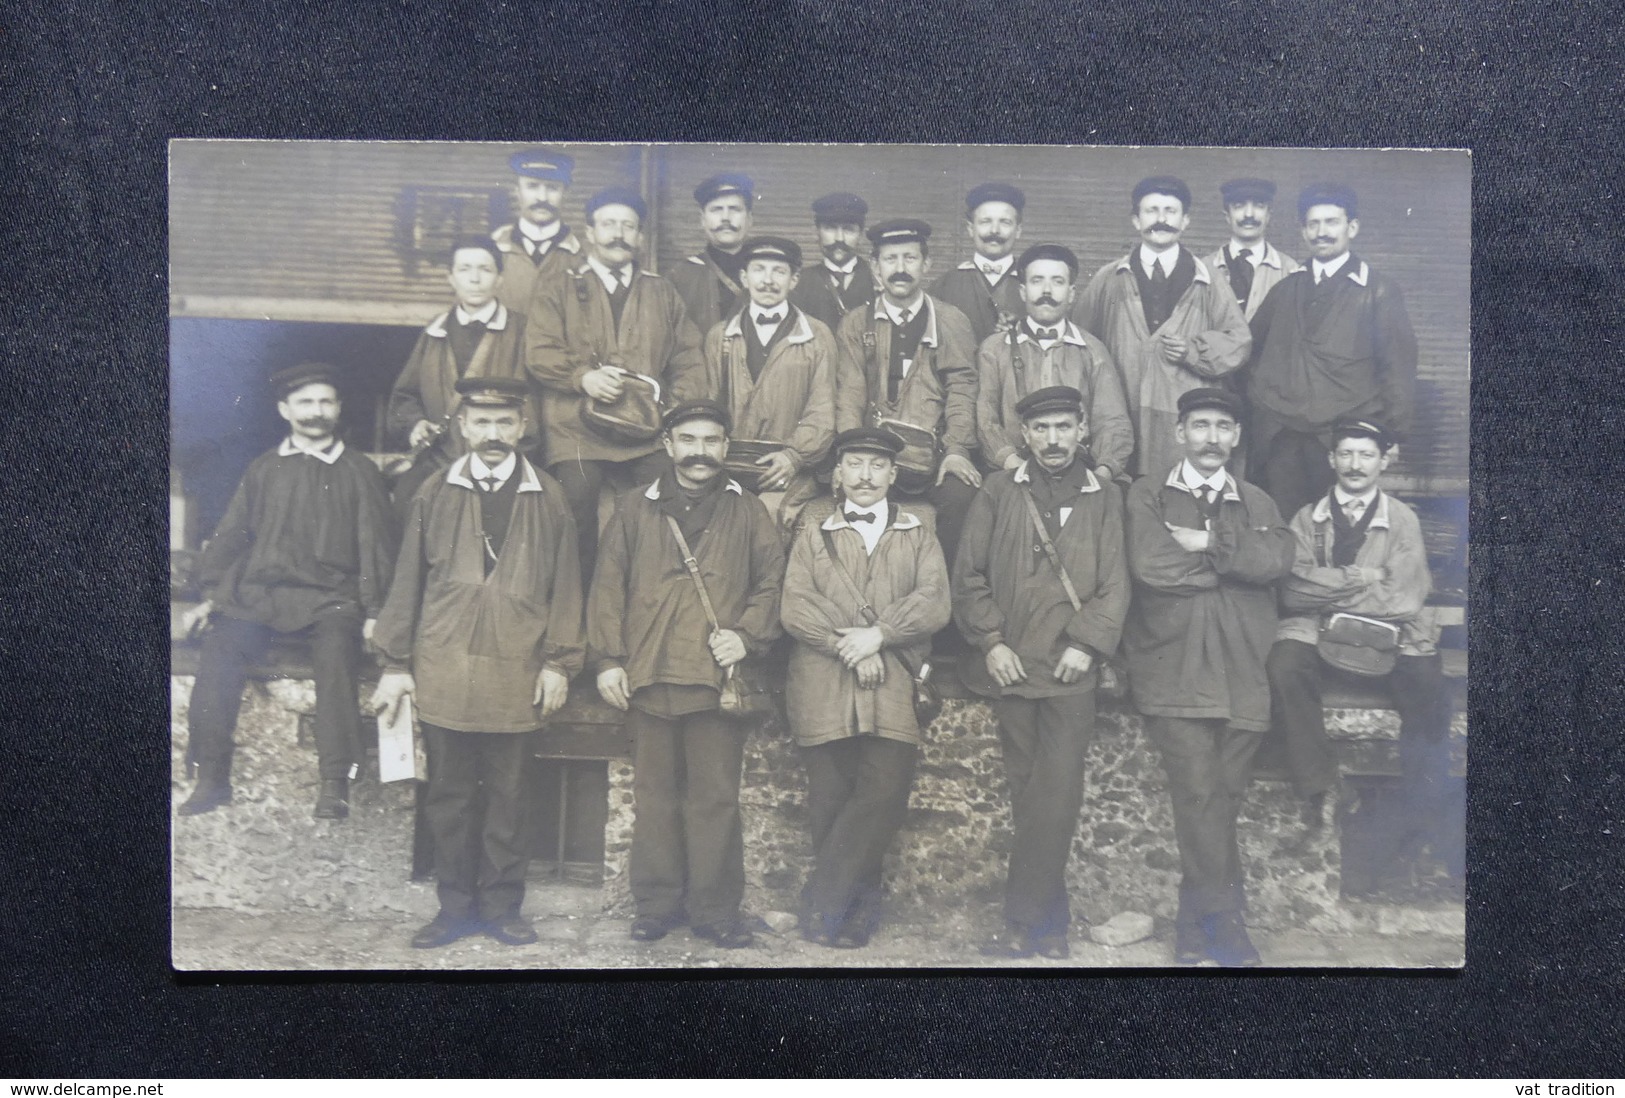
[377, 696, 417, 783]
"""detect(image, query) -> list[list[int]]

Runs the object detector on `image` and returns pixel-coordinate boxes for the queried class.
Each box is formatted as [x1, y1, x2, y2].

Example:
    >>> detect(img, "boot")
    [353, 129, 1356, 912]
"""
[179, 758, 232, 816]
[313, 777, 349, 820]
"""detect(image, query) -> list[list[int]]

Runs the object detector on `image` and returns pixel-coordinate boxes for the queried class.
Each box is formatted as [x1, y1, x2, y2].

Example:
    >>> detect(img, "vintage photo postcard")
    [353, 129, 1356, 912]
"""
[169, 140, 1467, 971]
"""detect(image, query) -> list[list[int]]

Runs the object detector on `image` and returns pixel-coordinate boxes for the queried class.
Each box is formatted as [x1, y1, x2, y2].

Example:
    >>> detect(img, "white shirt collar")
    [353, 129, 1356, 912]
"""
[1179, 459, 1228, 494]
[586, 254, 634, 292]
[975, 253, 1015, 280]
[277, 436, 344, 464]
[1333, 484, 1379, 510]
[840, 499, 889, 554]
[824, 256, 858, 276]
[1313, 252, 1352, 281]
[750, 302, 788, 326]
[518, 218, 563, 244]
[467, 450, 518, 486]
[1228, 239, 1263, 264]
[881, 293, 925, 326]
[454, 299, 500, 326]
[1139, 243, 1180, 278]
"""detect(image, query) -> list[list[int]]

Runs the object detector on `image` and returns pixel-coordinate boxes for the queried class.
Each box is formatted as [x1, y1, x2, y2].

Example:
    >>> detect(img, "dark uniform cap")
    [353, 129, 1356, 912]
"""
[454, 376, 529, 408]
[866, 218, 932, 248]
[509, 149, 575, 183]
[1219, 177, 1277, 205]
[833, 426, 906, 459]
[1176, 387, 1242, 420]
[662, 399, 733, 434]
[965, 181, 1026, 215]
[1132, 175, 1193, 211]
[1330, 417, 1394, 452]
[811, 191, 868, 225]
[739, 235, 803, 270]
[584, 184, 648, 223]
[1014, 385, 1085, 421]
[693, 172, 755, 209]
[271, 362, 338, 398]
[1298, 182, 1359, 221]
[1015, 242, 1079, 278]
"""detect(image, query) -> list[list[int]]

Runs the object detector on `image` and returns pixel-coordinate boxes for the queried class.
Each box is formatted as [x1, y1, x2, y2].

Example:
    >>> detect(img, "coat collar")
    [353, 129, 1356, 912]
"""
[277, 437, 345, 464]
[1306, 253, 1370, 287]
[722, 306, 815, 346]
[492, 223, 581, 256]
[1014, 319, 1089, 348]
[1113, 248, 1213, 285]
[820, 503, 924, 532]
[1012, 458, 1102, 493]
[424, 302, 510, 338]
[1212, 242, 1286, 271]
[1161, 461, 1241, 502]
[446, 452, 543, 493]
[1310, 488, 1391, 529]
[870, 294, 941, 347]
[642, 477, 744, 500]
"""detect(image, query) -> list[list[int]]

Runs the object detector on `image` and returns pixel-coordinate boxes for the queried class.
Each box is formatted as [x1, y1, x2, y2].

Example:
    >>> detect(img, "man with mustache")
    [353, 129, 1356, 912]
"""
[1071, 175, 1251, 479]
[953, 386, 1129, 959]
[976, 243, 1134, 483]
[526, 184, 706, 588]
[1246, 183, 1418, 521]
[1202, 178, 1301, 322]
[789, 191, 876, 332]
[1123, 388, 1294, 966]
[669, 172, 756, 332]
[490, 148, 583, 314]
[931, 182, 1028, 343]
[1268, 420, 1453, 890]
[371, 377, 583, 950]
[834, 219, 981, 565]
[589, 400, 786, 950]
[781, 427, 951, 950]
[698, 235, 835, 531]
[178, 364, 397, 820]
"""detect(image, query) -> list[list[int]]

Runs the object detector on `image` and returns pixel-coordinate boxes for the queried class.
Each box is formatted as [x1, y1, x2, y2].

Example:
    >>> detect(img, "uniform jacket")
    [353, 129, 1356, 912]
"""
[975, 321, 1135, 477]
[790, 258, 876, 333]
[588, 477, 785, 695]
[699, 307, 836, 471]
[491, 222, 583, 315]
[834, 294, 980, 462]
[1278, 489, 1438, 656]
[386, 304, 539, 459]
[668, 252, 745, 334]
[372, 455, 584, 734]
[525, 261, 706, 466]
[952, 460, 1130, 699]
[1071, 248, 1252, 477]
[1123, 463, 1294, 730]
[781, 503, 951, 747]
[1202, 242, 1301, 323]
[1246, 254, 1418, 441]
[931, 262, 1025, 344]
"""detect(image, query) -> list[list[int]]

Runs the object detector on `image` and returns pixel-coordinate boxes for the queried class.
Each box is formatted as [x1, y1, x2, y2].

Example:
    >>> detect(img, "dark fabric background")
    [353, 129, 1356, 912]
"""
[2, 0, 1621, 1079]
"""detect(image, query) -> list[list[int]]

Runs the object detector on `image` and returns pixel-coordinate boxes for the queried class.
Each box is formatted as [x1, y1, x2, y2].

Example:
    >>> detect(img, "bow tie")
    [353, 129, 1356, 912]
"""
[1031, 326, 1059, 342]
[978, 262, 1004, 276]
[755, 311, 784, 326]
[843, 510, 877, 525]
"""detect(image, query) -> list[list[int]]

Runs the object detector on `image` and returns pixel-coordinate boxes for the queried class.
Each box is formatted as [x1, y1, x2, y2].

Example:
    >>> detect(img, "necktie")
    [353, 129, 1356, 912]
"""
[843, 510, 875, 524]
[756, 311, 784, 327]
[1032, 326, 1058, 343]
[1343, 498, 1365, 524]
[895, 307, 912, 325]
[1228, 247, 1255, 305]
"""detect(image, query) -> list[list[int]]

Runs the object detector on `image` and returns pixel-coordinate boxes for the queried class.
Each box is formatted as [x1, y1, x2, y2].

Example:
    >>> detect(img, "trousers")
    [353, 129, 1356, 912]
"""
[799, 736, 918, 932]
[548, 451, 669, 589]
[1254, 424, 1336, 523]
[993, 690, 1097, 936]
[421, 723, 532, 921]
[628, 707, 748, 926]
[187, 613, 361, 781]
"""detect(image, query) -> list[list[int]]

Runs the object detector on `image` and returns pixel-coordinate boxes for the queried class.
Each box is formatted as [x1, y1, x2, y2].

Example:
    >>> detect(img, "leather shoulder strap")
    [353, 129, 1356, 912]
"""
[665, 515, 720, 632]
[1022, 489, 1084, 612]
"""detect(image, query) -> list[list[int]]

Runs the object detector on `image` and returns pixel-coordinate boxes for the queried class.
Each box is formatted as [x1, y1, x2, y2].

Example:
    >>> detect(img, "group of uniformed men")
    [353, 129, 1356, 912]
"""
[177, 148, 1453, 966]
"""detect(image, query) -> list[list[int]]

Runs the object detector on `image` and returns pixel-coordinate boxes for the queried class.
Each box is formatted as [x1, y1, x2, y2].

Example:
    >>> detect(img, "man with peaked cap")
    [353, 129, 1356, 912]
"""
[931, 181, 1028, 343]
[782, 427, 951, 949]
[1122, 387, 1294, 966]
[1203, 178, 1301, 322]
[1268, 418, 1455, 889]
[789, 191, 876, 332]
[526, 184, 706, 588]
[1071, 175, 1251, 479]
[178, 363, 398, 821]
[491, 148, 583, 313]
[834, 218, 981, 565]
[1247, 183, 1419, 522]
[697, 235, 836, 532]
[953, 386, 1130, 960]
[588, 400, 785, 951]
[371, 376, 583, 950]
[669, 172, 757, 332]
[976, 243, 1134, 482]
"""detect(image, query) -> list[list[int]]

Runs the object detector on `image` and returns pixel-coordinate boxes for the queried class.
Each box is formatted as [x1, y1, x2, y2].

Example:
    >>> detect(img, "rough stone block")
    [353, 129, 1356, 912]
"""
[1089, 911, 1154, 947]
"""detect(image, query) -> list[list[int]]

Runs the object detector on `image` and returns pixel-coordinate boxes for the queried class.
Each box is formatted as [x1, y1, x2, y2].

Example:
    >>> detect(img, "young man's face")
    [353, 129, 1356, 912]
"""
[1021, 411, 1085, 471]
[1225, 199, 1270, 244]
[745, 258, 798, 310]
[586, 205, 642, 267]
[277, 383, 340, 441]
[817, 221, 863, 266]
[1018, 259, 1074, 325]
[1132, 193, 1190, 249]
[700, 195, 752, 251]
[1329, 435, 1391, 494]
[515, 177, 566, 228]
[874, 242, 929, 303]
[664, 418, 730, 488]
[1302, 203, 1359, 261]
[1175, 409, 1241, 475]
[458, 405, 525, 465]
[446, 247, 501, 311]
[835, 450, 897, 509]
[967, 201, 1022, 261]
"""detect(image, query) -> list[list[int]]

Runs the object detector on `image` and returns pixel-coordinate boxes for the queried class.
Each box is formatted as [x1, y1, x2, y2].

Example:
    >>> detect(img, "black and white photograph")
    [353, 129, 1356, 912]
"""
[168, 139, 1469, 971]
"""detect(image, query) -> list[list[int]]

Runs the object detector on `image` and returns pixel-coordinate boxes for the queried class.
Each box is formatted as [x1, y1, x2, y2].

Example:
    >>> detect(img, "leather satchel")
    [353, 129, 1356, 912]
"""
[722, 439, 784, 492]
[1317, 612, 1401, 677]
[665, 515, 774, 722]
[580, 367, 663, 444]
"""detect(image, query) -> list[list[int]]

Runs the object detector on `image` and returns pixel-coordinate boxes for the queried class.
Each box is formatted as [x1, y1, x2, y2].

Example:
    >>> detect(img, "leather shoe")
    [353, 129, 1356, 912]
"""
[829, 925, 870, 950]
[1204, 913, 1262, 968]
[1029, 932, 1070, 960]
[313, 778, 349, 820]
[978, 927, 1036, 959]
[630, 913, 684, 942]
[1173, 921, 1208, 965]
[411, 912, 477, 950]
[692, 920, 755, 949]
[178, 780, 232, 816]
[487, 913, 539, 946]
[801, 913, 839, 947]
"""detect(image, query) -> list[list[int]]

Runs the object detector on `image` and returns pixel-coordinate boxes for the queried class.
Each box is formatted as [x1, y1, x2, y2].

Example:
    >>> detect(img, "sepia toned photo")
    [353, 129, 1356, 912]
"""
[168, 140, 1468, 971]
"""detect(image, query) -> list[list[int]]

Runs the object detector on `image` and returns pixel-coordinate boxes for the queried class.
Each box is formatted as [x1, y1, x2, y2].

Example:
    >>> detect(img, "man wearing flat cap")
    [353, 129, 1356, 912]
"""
[1072, 175, 1251, 479]
[1267, 419, 1453, 889]
[1246, 182, 1418, 522]
[491, 148, 583, 313]
[1203, 178, 1301, 323]
[953, 385, 1129, 959]
[179, 364, 397, 821]
[526, 184, 706, 588]
[371, 376, 584, 950]
[976, 243, 1134, 483]
[588, 400, 785, 950]
[782, 427, 951, 949]
[789, 192, 876, 332]
[931, 182, 1028, 344]
[1123, 387, 1294, 966]
[697, 235, 836, 532]
[669, 172, 757, 332]
[834, 218, 981, 564]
